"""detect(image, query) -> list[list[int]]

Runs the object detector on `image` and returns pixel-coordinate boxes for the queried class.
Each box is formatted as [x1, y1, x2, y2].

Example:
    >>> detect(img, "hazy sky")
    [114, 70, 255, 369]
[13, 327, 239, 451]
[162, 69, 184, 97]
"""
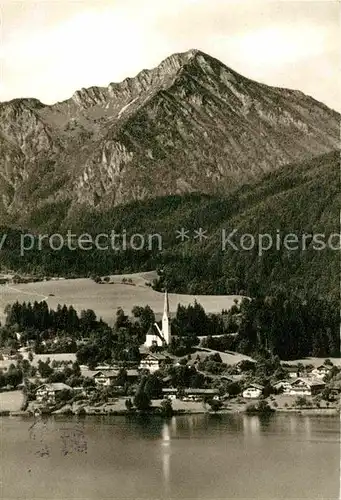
[1, 0, 340, 110]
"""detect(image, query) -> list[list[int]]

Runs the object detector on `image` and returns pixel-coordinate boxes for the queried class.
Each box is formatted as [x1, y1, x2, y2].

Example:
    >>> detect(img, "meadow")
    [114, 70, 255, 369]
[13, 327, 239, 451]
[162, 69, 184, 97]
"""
[0, 271, 243, 326]
[0, 390, 24, 412]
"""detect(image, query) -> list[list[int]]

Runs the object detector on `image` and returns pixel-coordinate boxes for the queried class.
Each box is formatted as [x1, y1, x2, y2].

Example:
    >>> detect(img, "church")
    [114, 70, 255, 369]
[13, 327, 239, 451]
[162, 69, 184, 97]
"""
[144, 290, 171, 347]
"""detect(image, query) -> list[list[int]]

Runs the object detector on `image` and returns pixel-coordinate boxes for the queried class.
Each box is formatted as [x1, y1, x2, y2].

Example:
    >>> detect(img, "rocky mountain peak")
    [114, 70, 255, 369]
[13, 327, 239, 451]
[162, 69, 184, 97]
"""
[68, 49, 217, 110]
[0, 50, 339, 230]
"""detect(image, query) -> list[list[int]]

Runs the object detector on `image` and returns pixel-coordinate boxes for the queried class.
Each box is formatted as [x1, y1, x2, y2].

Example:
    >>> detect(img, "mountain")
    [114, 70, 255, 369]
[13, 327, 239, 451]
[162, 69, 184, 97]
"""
[1, 150, 339, 299]
[0, 49, 339, 230]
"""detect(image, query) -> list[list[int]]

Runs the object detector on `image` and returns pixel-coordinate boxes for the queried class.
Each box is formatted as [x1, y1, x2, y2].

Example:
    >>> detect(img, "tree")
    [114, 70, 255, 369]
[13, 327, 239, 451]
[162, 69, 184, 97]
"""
[225, 381, 241, 397]
[324, 359, 333, 367]
[72, 361, 81, 377]
[48, 371, 67, 383]
[115, 308, 129, 329]
[83, 377, 96, 388]
[134, 390, 151, 411]
[80, 309, 97, 333]
[21, 359, 31, 375]
[115, 368, 128, 387]
[144, 374, 162, 399]
[5, 365, 23, 388]
[132, 305, 155, 335]
[55, 389, 73, 404]
[160, 399, 173, 417]
[76, 344, 100, 369]
[125, 398, 133, 411]
[209, 399, 223, 412]
[37, 360, 53, 378]
[295, 396, 311, 408]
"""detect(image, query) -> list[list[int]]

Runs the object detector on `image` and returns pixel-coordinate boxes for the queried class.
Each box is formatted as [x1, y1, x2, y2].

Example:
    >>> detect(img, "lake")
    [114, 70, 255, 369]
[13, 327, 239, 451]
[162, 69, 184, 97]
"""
[1, 414, 339, 499]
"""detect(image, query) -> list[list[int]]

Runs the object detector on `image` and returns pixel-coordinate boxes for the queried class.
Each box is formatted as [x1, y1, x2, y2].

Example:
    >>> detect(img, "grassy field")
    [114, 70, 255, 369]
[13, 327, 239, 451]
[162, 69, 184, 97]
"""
[189, 349, 254, 365]
[0, 272, 243, 325]
[283, 357, 341, 367]
[0, 390, 24, 412]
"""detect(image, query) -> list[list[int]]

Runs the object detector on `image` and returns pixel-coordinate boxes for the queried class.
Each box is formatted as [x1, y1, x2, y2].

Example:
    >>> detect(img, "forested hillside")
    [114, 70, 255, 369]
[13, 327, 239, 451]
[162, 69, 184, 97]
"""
[1, 150, 339, 300]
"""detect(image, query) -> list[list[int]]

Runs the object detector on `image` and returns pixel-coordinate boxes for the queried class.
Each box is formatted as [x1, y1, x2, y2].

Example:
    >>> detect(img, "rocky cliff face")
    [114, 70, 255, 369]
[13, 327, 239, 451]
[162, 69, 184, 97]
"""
[0, 49, 339, 229]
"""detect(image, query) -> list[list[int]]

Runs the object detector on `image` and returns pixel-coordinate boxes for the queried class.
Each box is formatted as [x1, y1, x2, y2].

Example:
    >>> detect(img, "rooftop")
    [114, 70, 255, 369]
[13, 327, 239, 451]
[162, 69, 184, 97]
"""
[37, 383, 72, 391]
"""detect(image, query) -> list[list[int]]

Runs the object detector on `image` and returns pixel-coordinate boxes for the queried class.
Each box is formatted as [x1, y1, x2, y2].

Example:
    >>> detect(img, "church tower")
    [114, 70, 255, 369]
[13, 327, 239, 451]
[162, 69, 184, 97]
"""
[162, 290, 171, 345]
[145, 290, 171, 347]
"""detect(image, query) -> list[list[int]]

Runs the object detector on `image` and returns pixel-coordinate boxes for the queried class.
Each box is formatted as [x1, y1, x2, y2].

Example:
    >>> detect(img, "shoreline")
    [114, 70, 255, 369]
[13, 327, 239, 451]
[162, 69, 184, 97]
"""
[1, 407, 339, 418]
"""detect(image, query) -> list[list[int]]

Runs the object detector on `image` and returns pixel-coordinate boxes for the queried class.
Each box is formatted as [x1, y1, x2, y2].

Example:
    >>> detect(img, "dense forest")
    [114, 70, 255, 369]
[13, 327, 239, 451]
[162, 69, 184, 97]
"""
[0, 151, 339, 301]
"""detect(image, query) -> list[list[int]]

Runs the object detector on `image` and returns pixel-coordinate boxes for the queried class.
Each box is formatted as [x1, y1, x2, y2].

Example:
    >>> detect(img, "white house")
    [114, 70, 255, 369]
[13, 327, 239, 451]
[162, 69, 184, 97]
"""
[286, 366, 301, 379]
[183, 388, 220, 402]
[242, 384, 264, 399]
[310, 365, 331, 380]
[289, 378, 325, 396]
[93, 370, 119, 386]
[94, 363, 119, 371]
[36, 383, 72, 404]
[162, 388, 178, 400]
[139, 353, 167, 373]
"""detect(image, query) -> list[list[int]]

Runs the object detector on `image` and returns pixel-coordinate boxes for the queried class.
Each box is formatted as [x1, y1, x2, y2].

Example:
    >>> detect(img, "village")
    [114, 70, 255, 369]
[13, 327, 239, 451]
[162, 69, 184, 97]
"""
[0, 343, 339, 417]
[30, 353, 338, 414]
[0, 285, 340, 417]
[0, 286, 340, 417]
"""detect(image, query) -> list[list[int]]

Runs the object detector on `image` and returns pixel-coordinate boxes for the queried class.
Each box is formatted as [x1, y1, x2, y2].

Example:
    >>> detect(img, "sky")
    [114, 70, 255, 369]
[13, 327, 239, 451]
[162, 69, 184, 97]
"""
[0, 0, 340, 111]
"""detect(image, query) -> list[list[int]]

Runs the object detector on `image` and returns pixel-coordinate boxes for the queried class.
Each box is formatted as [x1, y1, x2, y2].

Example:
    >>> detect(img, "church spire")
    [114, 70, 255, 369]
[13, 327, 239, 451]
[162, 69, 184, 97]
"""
[163, 289, 170, 318]
[162, 290, 171, 345]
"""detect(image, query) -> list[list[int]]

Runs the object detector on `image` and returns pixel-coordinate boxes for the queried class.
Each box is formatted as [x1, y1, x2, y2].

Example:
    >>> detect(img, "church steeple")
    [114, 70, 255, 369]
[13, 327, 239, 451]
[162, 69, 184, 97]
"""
[163, 290, 170, 317]
[144, 290, 171, 348]
[162, 290, 171, 345]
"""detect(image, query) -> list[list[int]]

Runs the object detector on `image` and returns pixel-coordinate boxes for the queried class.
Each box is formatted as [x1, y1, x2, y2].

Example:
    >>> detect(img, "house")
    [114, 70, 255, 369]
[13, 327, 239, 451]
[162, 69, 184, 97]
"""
[18, 346, 30, 353]
[94, 363, 119, 371]
[0, 348, 17, 361]
[242, 384, 264, 399]
[161, 387, 220, 401]
[36, 383, 72, 404]
[285, 366, 301, 379]
[162, 388, 178, 400]
[310, 365, 331, 380]
[126, 369, 139, 383]
[183, 388, 220, 401]
[274, 380, 293, 394]
[93, 370, 119, 386]
[328, 379, 341, 398]
[162, 375, 173, 386]
[80, 368, 98, 380]
[139, 353, 167, 373]
[289, 378, 325, 396]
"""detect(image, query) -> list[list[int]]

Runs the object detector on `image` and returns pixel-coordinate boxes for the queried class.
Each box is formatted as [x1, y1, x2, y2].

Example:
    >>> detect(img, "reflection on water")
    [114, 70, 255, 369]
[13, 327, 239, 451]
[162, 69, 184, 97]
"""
[1, 414, 339, 499]
[161, 422, 171, 492]
[242, 415, 261, 441]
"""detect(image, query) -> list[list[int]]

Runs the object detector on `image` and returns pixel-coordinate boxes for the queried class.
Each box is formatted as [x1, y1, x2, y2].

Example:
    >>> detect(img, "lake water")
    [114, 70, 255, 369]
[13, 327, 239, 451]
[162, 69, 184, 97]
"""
[1, 414, 339, 499]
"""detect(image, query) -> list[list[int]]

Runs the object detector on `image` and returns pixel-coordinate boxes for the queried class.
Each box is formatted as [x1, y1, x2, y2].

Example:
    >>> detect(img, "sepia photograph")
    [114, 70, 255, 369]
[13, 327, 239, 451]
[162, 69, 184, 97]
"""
[0, 1, 340, 499]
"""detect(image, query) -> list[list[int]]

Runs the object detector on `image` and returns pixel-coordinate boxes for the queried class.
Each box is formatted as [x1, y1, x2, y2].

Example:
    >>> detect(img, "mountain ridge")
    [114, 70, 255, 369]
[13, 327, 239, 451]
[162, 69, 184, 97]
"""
[0, 49, 339, 230]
